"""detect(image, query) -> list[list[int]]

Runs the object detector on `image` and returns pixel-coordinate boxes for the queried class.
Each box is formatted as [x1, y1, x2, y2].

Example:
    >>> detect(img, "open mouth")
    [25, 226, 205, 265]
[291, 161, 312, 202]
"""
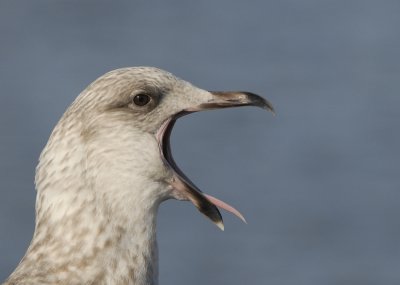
[156, 92, 274, 230]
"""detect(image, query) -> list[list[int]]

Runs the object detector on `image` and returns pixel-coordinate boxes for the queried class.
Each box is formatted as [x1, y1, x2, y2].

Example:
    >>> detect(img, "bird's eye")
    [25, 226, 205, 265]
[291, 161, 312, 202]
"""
[133, 94, 151, 106]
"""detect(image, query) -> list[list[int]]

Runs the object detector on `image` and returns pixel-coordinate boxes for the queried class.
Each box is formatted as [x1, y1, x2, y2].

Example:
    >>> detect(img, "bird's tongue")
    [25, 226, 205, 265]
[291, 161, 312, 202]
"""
[168, 172, 246, 230]
[203, 193, 246, 223]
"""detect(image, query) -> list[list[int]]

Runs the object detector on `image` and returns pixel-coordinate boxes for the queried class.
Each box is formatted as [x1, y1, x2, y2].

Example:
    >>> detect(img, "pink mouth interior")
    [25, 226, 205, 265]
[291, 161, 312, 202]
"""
[157, 116, 246, 225]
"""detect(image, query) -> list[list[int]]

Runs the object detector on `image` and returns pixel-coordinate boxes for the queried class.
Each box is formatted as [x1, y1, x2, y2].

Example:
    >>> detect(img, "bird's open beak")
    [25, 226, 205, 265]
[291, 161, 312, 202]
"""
[157, 91, 274, 230]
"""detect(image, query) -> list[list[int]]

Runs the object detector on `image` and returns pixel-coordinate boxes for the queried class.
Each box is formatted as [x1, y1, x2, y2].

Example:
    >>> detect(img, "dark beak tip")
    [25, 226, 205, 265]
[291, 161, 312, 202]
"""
[208, 91, 276, 115]
[262, 101, 276, 116]
[242, 92, 276, 116]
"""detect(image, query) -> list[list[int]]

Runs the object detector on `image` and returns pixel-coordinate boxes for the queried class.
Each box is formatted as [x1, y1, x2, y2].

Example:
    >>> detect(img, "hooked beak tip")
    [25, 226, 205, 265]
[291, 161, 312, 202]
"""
[237, 91, 276, 115]
[207, 91, 276, 115]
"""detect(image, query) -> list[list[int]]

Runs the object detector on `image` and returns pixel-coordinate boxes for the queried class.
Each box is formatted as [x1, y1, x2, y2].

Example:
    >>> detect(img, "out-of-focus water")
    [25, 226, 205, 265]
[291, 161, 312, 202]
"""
[1, 1, 399, 284]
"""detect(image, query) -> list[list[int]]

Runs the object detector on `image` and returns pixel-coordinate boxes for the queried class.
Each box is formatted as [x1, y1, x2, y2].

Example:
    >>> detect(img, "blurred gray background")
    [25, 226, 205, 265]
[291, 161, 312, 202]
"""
[1, 0, 399, 284]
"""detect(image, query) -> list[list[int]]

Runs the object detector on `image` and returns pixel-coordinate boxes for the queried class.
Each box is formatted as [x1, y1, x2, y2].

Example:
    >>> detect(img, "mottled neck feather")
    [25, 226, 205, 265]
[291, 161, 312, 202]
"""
[5, 205, 159, 285]
[4, 114, 162, 285]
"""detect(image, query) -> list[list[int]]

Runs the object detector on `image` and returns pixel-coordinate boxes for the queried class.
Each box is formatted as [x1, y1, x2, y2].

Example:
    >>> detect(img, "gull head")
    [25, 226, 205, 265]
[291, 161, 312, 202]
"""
[36, 67, 274, 231]
[4, 67, 274, 285]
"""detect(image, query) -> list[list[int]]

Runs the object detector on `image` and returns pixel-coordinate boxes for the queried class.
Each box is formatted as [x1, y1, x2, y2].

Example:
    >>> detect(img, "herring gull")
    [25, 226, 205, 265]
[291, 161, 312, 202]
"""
[3, 67, 274, 285]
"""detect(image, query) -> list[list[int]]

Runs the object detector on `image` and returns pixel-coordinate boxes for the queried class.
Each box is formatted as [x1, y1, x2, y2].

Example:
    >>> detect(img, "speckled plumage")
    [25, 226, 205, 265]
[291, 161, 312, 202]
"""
[3, 67, 273, 285]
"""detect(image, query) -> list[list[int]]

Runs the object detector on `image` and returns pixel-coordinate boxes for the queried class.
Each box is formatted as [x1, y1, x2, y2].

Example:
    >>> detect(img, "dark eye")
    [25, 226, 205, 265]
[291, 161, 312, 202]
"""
[133, 94, 151, 106]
